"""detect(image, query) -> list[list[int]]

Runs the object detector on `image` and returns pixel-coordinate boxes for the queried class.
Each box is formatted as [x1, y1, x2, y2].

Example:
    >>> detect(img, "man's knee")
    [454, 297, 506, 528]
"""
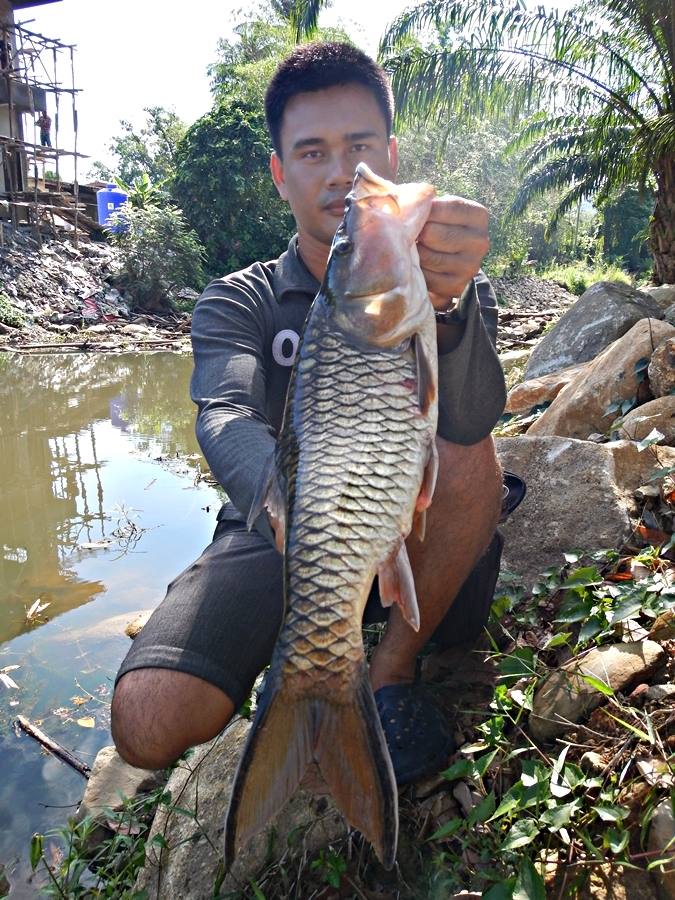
[435, 434, 502, 520]
[111, 668, 235, 770]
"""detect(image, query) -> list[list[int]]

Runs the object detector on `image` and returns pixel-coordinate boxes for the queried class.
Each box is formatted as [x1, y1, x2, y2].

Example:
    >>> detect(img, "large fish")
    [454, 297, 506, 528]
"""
[224, 162, 439, 870]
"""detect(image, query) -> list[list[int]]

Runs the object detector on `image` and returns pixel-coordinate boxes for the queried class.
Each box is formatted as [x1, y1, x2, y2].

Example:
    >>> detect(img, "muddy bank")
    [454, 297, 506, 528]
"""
[0, 232, 193, 353]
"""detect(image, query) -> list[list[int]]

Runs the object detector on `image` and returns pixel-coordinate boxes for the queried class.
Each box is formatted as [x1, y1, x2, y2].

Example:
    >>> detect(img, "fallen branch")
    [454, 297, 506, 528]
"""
[16, 715, 91, 778]
[1, 336, 189, 353]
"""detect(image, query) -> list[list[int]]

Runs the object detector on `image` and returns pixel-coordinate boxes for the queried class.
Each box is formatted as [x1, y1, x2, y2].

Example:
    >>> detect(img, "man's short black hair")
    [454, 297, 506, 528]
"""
[264, 41, 394, 156]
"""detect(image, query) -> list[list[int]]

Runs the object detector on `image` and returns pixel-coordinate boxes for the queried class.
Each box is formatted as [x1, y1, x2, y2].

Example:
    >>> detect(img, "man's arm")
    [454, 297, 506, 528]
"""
[190, 274, 277, 545]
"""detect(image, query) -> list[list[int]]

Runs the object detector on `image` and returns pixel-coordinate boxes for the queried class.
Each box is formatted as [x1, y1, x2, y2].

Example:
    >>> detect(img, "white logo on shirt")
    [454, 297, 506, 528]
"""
[272, 329, 299, 366]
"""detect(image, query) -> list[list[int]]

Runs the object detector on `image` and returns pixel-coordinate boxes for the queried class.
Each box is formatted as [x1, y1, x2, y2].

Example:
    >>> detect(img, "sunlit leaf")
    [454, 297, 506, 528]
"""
[580, 673, 615, 697]
[596, 804, 629, 822]
[502, 818, 540, 850]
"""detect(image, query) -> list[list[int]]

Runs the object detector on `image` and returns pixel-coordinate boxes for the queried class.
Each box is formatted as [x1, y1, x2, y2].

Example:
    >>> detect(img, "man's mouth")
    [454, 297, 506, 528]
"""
[323, 199, 348, 216]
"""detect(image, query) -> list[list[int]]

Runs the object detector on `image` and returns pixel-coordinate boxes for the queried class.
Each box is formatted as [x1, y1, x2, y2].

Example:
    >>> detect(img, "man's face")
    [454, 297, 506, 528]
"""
[270, 83, 397, 248]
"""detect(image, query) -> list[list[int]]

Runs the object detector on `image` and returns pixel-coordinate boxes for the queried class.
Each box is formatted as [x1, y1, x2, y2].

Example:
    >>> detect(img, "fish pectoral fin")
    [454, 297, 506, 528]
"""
[315, 672, 398, 870]
[415, 441, 439, 514]
[413, 333, 437, 416]
[224, 677, 310, 872]
[377, 539, 420, 632]
[247, 453, 286, 549]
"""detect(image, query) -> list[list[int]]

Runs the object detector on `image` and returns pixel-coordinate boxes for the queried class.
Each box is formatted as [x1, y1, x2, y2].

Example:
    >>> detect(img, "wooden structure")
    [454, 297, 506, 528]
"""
[0, 1, 92, 245]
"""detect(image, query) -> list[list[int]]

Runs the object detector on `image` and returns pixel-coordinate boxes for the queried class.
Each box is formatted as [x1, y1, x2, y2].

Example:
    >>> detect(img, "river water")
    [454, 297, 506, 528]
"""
[0, 352, 223, 897]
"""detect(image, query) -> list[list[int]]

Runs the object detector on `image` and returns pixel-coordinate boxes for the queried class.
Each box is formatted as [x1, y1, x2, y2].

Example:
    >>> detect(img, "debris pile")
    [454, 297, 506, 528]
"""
[0, 233, 191, 351]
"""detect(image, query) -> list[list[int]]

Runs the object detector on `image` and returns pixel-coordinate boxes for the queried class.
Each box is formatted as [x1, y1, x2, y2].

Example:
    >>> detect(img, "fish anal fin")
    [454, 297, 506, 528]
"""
[315, 674, 398, 869]
[377, 539, 420, 631]
[413, 333, 437, 416]
[412, 508, 427, 541]
[224, 679, 309, 871]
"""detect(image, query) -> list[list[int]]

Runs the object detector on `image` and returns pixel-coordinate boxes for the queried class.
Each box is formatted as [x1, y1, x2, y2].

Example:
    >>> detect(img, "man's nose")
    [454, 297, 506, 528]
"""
[326, 152, 355, 189]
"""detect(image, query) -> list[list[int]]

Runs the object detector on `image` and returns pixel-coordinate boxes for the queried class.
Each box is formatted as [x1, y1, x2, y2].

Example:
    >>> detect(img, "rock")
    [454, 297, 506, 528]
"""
[83, 323, 110, 335]
[125, 610, 152, 639]
[77, 745, 166, 824]
[649, 338, 675, 397]
[580, 751, 605, 773]
[581, 863, 659, 899]
[505, 363, 588, 415]
[644, 284, 675, 310]
[525, 281, 663, 380]
[645, 684, 675, 702]
[648, 799, 675, 899]
[664, 303, 675, 327]
[121, 323, 151, 336]
[528, 319, 675, 439]
[529, 640, 665, 742]
[133, 719, 347, 897]
[495, 437, 675, 584]
[499, 348, 531, 374]
[649, 610, 675, 641]
[620, 397, 675, 444]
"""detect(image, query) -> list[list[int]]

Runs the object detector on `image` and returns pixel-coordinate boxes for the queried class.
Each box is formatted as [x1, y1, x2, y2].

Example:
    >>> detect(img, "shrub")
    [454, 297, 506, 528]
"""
[0, 292, 26, 328]
[106, 203, 206, 312]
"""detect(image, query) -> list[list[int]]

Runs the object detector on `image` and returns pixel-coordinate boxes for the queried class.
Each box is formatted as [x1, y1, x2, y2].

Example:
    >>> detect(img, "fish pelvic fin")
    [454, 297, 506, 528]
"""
[224, 669, 398, 872]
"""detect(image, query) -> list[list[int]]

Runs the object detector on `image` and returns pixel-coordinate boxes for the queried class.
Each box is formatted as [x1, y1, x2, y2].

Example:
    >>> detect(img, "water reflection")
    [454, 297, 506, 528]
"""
[0, 352, 223, 896]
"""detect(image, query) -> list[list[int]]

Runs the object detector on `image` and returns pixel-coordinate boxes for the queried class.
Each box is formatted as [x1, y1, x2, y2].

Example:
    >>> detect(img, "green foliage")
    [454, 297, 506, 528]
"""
[89, 106, 186, 187]
[106, 203, 206, 312]
[0, 292, 26, 329]
[538, 261, 632, 295]
[172, 99, 294, 277]
[32, 786, 169, 897]
[600, 186, 654, 273]
[114, 173, 165, 210]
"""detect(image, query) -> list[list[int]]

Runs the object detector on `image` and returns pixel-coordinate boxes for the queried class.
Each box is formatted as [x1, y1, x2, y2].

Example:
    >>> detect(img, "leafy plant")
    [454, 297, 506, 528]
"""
[106, 203, 206, 312]
[0, 292, 26, 329]
[31, 786, 171, 898]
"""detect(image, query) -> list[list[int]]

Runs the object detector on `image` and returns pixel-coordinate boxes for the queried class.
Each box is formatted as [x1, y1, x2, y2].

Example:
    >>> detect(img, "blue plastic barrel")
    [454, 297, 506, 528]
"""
[96, 183, 128, 227]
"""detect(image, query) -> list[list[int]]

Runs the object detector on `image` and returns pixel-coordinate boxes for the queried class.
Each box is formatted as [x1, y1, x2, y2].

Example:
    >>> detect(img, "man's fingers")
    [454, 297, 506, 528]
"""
[418, 235, 490, 273]
[427, 195, 489, 228]
[425, 269, 475, 302]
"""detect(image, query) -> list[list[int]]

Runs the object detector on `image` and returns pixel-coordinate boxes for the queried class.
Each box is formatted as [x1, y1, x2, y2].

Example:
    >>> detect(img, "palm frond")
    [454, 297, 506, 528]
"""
[289, 0, 331, 40]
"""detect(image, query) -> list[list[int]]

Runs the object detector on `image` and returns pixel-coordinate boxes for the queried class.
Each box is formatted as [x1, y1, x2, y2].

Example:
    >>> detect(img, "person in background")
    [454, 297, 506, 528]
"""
[37, 110, 51, 148]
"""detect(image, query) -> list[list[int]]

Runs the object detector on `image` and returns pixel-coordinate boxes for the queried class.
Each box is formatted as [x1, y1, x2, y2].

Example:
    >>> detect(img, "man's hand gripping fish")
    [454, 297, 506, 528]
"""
[224, 163, 439, 870]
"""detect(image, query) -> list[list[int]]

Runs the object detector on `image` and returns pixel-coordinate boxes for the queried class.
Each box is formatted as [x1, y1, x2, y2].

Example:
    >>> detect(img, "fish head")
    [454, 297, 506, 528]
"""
[324, 162, 435, 349]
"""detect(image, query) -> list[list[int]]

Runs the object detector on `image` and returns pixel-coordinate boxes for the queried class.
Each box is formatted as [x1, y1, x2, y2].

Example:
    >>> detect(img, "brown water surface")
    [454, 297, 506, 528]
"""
[0, 352, 223, 897]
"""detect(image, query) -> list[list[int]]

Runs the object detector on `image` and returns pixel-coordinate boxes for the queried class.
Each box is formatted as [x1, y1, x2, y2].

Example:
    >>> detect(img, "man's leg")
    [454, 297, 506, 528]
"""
[369, 434, 502, 691]
[111, 521, 284, 770]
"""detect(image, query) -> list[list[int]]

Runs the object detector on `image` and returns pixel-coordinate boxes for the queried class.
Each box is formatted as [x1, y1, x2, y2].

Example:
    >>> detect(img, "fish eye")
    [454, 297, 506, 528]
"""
[333, 237, 353, 256]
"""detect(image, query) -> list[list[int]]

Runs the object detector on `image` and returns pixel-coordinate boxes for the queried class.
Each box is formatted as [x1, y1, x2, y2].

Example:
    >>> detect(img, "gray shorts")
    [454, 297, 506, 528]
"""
[115, 513, 504, 710]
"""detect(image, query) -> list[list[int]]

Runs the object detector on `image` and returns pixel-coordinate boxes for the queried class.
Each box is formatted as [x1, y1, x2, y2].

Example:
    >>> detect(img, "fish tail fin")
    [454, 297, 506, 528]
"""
[224, 669, 398, 871]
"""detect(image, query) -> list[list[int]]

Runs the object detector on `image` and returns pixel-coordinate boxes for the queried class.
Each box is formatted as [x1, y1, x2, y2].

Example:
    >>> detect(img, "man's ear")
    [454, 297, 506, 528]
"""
[388, 136, 399, 179]
[270, 152, 289, 201]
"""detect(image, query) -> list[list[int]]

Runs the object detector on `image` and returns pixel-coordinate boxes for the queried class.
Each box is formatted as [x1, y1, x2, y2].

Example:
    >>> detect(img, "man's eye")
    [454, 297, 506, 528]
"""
[302, 150, 323, 159]
[351, 144, 369, 153]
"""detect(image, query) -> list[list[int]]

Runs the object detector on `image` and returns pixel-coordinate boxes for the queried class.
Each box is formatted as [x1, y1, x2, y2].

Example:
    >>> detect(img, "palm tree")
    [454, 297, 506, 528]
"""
[293, 0, 675, 284]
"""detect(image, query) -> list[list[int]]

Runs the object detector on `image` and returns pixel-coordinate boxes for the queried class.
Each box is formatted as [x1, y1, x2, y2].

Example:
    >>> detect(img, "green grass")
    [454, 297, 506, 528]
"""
[537, 262, 633, 296]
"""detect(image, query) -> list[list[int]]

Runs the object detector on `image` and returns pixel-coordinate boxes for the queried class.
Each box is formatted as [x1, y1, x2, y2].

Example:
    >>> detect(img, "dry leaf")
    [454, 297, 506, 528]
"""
[0, 673, 18, 690]
[26, 599, 50, 621]
[78, 541, 112, 550]
[76, 716, 95, 728]
[0, 665, 20, 673]
[70, 696, 89, 706]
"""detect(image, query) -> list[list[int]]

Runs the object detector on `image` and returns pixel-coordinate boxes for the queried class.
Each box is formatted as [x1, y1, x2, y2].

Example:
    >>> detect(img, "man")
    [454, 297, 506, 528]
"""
[112, 42, 507, 785]
[37, 110, 51, 148]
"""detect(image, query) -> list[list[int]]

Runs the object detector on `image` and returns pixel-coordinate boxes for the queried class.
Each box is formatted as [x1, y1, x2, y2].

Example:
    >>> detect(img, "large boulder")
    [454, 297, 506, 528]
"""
[134, 718, 347, 898]
[527, 319, 675, 439]
[648, 336, 675, 397]
[643, 283, 675, 310]
[524, 281, 663, 380]
[529, 640, 666, 742]
[77, 745, 165, 823]
[495, 436, 675, 584]
[620, 396, 675, 444]
[505, 363, 588, 415]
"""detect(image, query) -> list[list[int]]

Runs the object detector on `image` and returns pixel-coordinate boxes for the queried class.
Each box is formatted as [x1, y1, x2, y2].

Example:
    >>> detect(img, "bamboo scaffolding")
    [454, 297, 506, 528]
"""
[0, 18, 84, 241]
